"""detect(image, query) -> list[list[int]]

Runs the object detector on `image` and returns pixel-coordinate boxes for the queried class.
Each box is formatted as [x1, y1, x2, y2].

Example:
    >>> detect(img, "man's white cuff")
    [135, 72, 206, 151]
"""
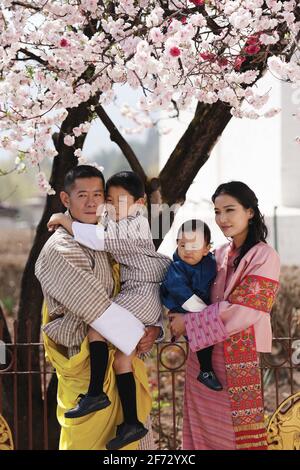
[182, 294, 207, 312]
[90, 303, 145, 356]
[72, 221, 105, 250]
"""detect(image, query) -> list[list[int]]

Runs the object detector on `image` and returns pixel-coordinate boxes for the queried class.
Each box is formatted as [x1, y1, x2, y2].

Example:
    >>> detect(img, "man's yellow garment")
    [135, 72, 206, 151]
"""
[42, 263, 152, 450]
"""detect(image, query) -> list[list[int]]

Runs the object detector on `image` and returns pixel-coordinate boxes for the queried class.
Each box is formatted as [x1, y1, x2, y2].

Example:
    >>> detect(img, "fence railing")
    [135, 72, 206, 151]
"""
[1, 319, 300, 450]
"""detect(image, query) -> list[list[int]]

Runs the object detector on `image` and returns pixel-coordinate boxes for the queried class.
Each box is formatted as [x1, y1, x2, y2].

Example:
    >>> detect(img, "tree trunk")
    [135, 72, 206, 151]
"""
[9, 101, 91, 449]
[159, 101, 232, 206]
[0, 304, 14, 429]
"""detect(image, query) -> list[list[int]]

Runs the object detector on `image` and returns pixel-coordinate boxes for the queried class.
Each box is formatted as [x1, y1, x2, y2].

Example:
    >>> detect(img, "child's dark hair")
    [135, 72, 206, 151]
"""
[212, 181, 268, 271]
[177, 219, 211, 245]
[64, 165, 105, 193]
[106, 171, 145, 201]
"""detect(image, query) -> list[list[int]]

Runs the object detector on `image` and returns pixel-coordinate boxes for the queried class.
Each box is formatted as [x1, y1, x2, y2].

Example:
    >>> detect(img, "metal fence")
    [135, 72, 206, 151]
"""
[0, 318, 300, 450]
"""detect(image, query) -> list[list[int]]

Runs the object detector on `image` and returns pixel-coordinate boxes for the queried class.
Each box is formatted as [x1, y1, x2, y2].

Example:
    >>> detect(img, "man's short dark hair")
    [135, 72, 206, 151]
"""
[106, 171, 145, 200]
[177, 219, 211, 245]
[64, 165, 105, 193]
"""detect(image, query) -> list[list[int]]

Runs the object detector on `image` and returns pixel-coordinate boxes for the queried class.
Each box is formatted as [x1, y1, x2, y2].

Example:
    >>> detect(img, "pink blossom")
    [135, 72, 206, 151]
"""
[190, 0, 205, 6]
[74, 148, 82, 157]
[234, 56, 246, 71]
[229, 10, 252, 29]
[244, 44, 261, 55]
[264, 108, 281, 118]
[73, 127, 82, 137]
[64, 135, 75, 146]
[59, 38, 70, 48]
[268, 57, 289, 80]
[246, 35, 260, 46]
[169, 47, 181, 58]
[81, 0, 98, 13]
[37, 172, 55, 195]
[78, 156, 88, 164]
[190, 13, 206, 27]
[79, 122, 91, 133]
[218, 57, 229, 67]
[200, 52, 216, 62]
[149, 27, 164, 43]
[0, 0, 298, 186]
[260, 33, 279, 45]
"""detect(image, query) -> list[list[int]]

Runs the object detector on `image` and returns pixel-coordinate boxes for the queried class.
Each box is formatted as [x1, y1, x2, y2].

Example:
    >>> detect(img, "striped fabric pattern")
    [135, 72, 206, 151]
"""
[35, 227, 114, 353]
[183, 323, 268, 450]
[235, 424, 268, 450]
[183, 343, 236, 450]
[138, 415, 156, 450]
[104, 215, 170, 283]
[73, 214, 171, 326]
[182, 242, 280, 449]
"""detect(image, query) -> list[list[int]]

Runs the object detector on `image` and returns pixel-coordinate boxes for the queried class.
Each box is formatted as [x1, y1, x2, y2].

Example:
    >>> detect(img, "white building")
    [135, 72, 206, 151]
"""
[158, 72, 300, 265]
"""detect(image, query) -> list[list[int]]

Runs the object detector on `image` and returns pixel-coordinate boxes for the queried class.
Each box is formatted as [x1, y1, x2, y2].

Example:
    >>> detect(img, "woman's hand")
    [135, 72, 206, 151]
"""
[168, 313, 186, 340]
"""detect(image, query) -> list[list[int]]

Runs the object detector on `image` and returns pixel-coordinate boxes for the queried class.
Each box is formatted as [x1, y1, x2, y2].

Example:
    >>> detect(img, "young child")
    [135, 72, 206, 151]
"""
[160, 219, 223, 392]
[47, 171, 171, 450]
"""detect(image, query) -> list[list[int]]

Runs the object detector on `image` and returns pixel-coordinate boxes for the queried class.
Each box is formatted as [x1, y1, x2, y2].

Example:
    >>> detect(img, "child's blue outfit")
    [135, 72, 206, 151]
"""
[160, 251, 217, 312]
[160, 250, 223, 392]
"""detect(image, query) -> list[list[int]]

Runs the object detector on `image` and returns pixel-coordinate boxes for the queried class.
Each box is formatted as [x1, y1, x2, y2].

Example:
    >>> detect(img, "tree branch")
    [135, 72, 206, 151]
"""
[159, 10, 299, 206]
[94, 103, 147, 184]
[0, 302, 12, 345]
[19, 48, 48, 66]
[11, 1, 41, 11]
[159, 100, 232, 206]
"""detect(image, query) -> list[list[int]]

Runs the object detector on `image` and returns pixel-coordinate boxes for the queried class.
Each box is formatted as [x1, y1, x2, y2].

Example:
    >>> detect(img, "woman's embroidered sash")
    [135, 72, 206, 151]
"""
[224, 275, 279, 450]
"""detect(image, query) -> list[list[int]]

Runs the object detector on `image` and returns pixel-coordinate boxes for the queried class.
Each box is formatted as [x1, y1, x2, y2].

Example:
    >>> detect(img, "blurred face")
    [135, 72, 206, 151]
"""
[60, 177, 105, 224]
[177, 231, 210, 266]
[214, 194, 254, 247]
[106, 186, 143, 221]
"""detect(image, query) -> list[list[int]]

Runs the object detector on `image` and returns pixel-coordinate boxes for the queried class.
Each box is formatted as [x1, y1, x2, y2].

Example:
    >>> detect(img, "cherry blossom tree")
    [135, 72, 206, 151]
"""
[0, 0, 299, 448]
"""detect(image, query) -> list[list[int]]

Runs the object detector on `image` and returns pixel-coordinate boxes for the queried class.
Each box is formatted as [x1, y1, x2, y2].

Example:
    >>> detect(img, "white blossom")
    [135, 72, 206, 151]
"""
[0, 0, 298, 189]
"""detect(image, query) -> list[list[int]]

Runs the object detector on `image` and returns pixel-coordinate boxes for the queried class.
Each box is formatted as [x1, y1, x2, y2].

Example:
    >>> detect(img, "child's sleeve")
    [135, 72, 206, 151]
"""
[161, 263, 207, 312]
[72, 221, 105, 250]
[72, 216, 153, 255]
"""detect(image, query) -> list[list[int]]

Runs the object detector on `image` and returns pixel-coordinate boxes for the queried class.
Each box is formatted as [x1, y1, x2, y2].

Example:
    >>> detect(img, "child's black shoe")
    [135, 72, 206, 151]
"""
[197, 371, 223, 391]
[106, 422, 148, 450]
[64, 392, 111, 418]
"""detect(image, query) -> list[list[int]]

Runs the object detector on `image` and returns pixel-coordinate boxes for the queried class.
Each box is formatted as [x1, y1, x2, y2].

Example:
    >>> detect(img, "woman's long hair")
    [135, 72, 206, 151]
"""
[212, 181, 268, 270]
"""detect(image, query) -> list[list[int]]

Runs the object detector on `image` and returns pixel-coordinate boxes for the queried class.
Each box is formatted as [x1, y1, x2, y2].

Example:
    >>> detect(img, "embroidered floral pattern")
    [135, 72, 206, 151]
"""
[224, 326, 268, 449]
[228, 275, 279, 313]
[224, 330, 256, 364]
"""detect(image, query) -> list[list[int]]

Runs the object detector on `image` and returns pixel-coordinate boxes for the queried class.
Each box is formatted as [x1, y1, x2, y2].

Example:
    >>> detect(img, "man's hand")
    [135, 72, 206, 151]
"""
[169, 313, 186, 340]
[137, 326, 160, 354]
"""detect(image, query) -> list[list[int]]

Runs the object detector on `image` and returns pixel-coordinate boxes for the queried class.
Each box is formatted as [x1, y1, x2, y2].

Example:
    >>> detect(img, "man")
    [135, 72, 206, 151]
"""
[35, 165, 161, 450]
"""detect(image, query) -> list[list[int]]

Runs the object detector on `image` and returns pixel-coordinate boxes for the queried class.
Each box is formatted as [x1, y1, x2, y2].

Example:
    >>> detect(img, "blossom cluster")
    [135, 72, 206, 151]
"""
[0, 0, 299, 193]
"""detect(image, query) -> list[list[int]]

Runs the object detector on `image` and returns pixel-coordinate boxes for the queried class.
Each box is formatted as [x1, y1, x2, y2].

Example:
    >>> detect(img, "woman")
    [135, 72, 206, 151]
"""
[169, 181, 280, 450]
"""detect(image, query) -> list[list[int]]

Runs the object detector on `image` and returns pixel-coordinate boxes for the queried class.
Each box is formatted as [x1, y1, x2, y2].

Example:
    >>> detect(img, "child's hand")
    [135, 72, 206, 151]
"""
[47, 213, 65, 232]
[168, 313, 186, 340]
